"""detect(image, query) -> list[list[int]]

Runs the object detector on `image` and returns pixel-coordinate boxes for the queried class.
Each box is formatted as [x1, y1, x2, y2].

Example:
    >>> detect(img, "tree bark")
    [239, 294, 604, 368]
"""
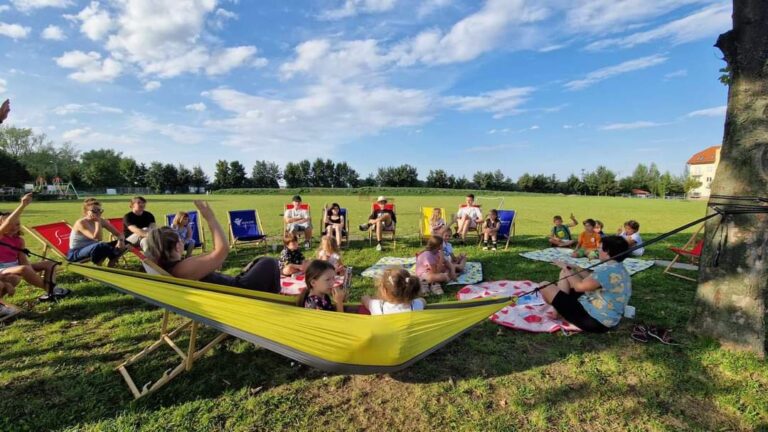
[689, 0, 768, 357]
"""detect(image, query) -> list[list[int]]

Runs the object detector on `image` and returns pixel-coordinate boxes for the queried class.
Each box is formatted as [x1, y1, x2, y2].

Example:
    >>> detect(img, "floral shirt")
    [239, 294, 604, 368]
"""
[279, 248, 304, 268]
[303, 294, 335, 311]
[578, 261, 631, 327]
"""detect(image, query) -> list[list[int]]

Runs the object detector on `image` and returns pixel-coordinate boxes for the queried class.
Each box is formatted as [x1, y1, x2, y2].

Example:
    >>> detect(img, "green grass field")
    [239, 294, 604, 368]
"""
[1, 193, 766, 431]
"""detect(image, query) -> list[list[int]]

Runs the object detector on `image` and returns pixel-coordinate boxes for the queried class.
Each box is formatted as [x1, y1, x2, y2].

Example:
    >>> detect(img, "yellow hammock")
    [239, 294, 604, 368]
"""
[65, 263, 514, 397]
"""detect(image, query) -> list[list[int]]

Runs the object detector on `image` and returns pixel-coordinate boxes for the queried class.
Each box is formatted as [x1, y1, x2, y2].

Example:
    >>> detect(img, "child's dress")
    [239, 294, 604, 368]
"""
[0, 236, 22, 268]
[303, 293, 335, 311]
[173, 225, 196, 248]
[415, 250, 439, 278]
[367, 298, 426, 315]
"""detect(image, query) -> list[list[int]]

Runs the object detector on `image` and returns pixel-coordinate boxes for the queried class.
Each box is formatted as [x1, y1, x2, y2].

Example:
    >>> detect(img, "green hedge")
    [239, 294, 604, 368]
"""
[212, 187, 546, 196]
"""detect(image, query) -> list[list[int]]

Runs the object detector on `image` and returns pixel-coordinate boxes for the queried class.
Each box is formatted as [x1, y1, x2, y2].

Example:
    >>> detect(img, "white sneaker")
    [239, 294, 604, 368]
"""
[482, 245, 489, 251]
[375, 243, 382, 251]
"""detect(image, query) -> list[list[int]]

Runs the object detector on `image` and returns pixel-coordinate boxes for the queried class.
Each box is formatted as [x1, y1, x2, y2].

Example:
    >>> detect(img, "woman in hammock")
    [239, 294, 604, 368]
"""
[145, 200, 281, 293]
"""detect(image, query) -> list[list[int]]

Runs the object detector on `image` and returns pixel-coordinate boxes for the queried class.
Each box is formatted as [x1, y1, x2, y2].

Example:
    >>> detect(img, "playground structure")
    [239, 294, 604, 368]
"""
[24, 176, 80, 199]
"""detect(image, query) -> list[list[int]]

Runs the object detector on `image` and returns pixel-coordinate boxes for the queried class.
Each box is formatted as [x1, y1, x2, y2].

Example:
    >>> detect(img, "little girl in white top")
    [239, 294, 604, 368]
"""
[316, 235, 344, 273]
[362, 268, 426, 315]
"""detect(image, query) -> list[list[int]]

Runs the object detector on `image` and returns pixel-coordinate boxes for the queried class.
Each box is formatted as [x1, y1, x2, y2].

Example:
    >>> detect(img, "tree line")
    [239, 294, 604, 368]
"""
[0, 126, 701, 196]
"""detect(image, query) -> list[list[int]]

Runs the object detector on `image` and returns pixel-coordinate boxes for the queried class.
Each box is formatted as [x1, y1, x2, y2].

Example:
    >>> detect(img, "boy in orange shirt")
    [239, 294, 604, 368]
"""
[571, 218, 601, 259]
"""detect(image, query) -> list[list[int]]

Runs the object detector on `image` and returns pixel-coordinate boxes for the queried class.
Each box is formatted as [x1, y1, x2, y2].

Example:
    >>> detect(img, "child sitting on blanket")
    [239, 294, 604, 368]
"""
[297, 260, 345, 312]
[280, 233, 306, 276]
[594, 220, 606, 240]
[571, 218, 601, 259]
[482, 209, 500, 251]
[362, 267, 425, 315]
[316, 235, 345, 274]
[415, 235, 451, 295]
[430, 208, 447, 237]
[618, 220, 644, 256]
[441, 228, 466, 275]
[549, 214, 578, 247]
[171, 211, 195, 258]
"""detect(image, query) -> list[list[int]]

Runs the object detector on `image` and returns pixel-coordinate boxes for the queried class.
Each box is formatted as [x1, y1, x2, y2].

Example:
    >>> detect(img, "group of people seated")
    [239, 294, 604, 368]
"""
[428, 193, 505, 250]
[548, 213, 645, 258]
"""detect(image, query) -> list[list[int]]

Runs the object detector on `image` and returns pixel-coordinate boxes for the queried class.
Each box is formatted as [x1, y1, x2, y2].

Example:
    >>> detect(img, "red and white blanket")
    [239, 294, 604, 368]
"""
[457, 280, 581, 333]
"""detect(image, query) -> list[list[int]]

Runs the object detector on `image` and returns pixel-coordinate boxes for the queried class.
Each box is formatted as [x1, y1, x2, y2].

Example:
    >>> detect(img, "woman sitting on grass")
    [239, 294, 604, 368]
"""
[145, 200, 281, 294]
[539, 236, 631, 333]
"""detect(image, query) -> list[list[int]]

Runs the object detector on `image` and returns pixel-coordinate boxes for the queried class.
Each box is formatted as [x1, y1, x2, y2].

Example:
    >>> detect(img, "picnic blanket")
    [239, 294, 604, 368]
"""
[361, 256, 483, 285]
[520, 248, 654, 275]
[280, 274, 347, 296]
[457, 280, 581, 333]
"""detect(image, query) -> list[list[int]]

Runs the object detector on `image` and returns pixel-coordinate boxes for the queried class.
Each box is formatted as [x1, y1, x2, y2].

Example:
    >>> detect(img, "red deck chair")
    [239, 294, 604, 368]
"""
[368, 203, 396, 248]
[663, 225, 704, 282]
[23, 221, 88, 263]
[283, 203, 312, 246]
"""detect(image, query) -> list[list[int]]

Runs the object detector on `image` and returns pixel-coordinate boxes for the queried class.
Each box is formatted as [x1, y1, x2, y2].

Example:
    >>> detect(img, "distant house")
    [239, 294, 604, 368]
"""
[631, 189, 651, 197]
[686, 145, 721, 198]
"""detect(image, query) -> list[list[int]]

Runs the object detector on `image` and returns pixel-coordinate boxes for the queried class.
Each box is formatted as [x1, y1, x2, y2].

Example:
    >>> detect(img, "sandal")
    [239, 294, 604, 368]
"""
[38, 286, 71, 302]
[647, 326, 680, 346]
[630, 324, 649, 343]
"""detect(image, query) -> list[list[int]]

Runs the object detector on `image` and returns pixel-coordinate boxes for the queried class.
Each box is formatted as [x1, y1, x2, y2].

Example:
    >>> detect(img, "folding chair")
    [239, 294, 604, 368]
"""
[493, 210, 517, 250]
[23, 221, 88, 263]
[455, 203, 483, 241]
[228, 209, 268, 252]
[114, 257, 228, 399]
[283, 203, 312, 246]
[106, 217, 143, 264]
[419, 207, 446, 245]
[663, 225, 704, 282]
[165, 211, 207, 252]
[321, 204, 349, 247]
[368, 203, 396, 248]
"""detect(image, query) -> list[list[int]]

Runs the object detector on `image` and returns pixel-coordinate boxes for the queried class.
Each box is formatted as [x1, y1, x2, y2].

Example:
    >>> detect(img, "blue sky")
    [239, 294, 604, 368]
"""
[0, 0, 731, 180]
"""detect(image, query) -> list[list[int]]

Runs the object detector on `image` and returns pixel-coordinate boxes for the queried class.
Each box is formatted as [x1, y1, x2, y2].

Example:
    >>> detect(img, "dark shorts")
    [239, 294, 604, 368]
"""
[551, 291, 610, 333]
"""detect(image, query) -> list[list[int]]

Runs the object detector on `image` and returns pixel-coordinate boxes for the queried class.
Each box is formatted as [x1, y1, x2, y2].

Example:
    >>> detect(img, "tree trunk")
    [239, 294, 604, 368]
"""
[689, 0, 768, 357]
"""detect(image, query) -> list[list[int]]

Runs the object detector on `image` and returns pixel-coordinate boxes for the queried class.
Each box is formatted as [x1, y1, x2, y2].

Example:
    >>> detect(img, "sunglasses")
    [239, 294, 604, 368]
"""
[90, 208, 103, 214]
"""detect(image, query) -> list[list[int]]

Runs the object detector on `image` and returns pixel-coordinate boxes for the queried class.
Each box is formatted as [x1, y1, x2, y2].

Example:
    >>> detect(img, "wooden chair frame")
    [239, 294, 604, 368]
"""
[663, 224, 705, 282]
[165, 212, 207, 252]
[228, 209, 269, 253]
[419, 207, 447, 245]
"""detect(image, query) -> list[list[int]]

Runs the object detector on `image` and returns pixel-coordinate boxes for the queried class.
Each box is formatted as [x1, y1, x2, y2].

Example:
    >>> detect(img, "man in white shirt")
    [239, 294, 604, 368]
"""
[455, 193, 483, 243]
[284, 195, 313, 249]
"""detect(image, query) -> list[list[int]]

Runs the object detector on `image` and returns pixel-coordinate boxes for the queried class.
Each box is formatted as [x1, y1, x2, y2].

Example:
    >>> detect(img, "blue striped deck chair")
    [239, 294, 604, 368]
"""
[495, 209, 517, 250]
[165, 211, 206, 252]
[228, 209, 268, 252]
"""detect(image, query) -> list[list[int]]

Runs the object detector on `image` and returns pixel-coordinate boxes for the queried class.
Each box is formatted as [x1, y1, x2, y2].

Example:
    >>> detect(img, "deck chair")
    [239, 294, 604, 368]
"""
[419, 207, 446, 244]
[493, 210, 517, 250]
[368, 203, 396, 248]
[165, 211, 206, 252]
[321, 205, 349, 247]
[23, 221, 88, 263]
[283, 203, 312, 245]
[455, 204, 483, 241]
[228, 209, 268, 252]
[65, 262, 514, 399]
[663, 225, 705, 282]
[105, 217, 144, 264]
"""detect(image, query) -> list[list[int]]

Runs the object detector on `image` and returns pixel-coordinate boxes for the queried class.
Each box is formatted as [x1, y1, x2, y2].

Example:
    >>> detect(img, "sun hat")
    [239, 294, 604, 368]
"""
[376, 196, 387, 202]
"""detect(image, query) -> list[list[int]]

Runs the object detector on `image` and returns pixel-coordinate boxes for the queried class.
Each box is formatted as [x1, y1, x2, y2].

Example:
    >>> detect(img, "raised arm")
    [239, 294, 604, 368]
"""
[567, 213, 579, 228]
[73, 219, 101, 240]
[0, 193, 32, 235]
[172, 201, 229, 280]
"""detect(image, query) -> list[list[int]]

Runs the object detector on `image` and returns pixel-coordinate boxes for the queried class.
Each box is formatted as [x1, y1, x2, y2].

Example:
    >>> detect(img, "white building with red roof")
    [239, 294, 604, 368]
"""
[686, 145, 722, 198]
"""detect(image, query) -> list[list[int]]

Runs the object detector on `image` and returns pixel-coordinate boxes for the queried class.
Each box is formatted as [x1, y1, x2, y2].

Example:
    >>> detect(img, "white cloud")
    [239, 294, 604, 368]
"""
[62, 127, 91, 140]
[321, 0, 397, 20]
[66, 1, 113, 41]
[563, 0, 712, 35]
[205, 46, 261, 76]
[41, 25, 66, 40]
[53, 103, 123, 115]
[54, 50, 123, 82]
[443, 87, 535, 118]
[664, 69, 688, 79]
[210, 8, 237, 29]
[185, 102, 206, 111]
[129, 113, 207, 145]
[203, 83, 432, 157]
[11, 0, 71, 12]
[687, 105, 726, 117]
[0, 22, 31, 39]
[585, 4, 731, 51]
[418, 0, 452, 17]
[143, 80, 161, 91]
[0, 5, 10, 13]
[564, 54, 668, 90]
[281, 39, 390, 80]
[600, 121, 664, 130]
[0, 78, 6, 93]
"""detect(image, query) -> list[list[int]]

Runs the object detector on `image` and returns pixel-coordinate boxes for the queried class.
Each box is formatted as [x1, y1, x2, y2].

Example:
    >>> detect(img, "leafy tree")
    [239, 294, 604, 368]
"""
[80, 149, 125, 188]
[119, 158, 145, 187]
[283, 162, 304, 188]
[453, 176, 469, 189]
[683, 176, 702, 196]
[517, 173, 534, 192]
[473, 170, 506, 190]
[176, 165, 192, 192]
[251, 160, 281, 188]
[0, 150, 31, 187]
[213, 160, 230, 189]
[565, 174, 584, 194]
[162, 164, 180, 192]
[360, 173, 377, 187]
[190, 165, 209, 190]
[228, 161, 248, 188]
[311, 158, 334, 187]
[426, 169, 451, 188]
[0, 126, 38, 157]
[376, 165, 419, 187]
[334, 162, 359, 188]
[594, 166, 618, 196]
[145, 162, 166, 193]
